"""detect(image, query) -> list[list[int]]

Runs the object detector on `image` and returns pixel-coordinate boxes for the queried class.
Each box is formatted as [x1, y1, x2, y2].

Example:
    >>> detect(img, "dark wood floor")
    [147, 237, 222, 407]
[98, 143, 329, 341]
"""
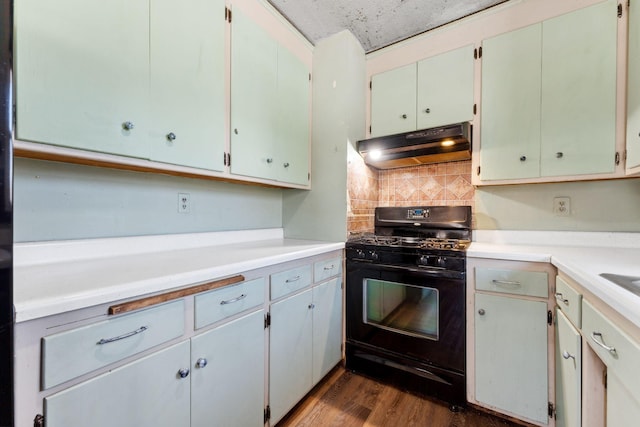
[277, 366, 525, 427]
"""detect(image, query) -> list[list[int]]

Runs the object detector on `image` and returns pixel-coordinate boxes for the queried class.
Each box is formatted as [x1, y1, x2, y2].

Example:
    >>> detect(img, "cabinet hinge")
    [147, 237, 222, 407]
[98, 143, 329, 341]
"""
[547, 310, 553, 326]
[473, 104, 477, 115]
[12, 104, 16, 127]
[476, 166, 481, 176]
[369, 81, 372, 90]
[604, 369, 608, 389]
[615, 151, 621, 166]
[369, 125, 372, 134]
[264, 312, 271, 329]
[34, 414, 45, 427]
[309, 73, 312, 81]
[308, 172, 311, 181]
[264, 405, 271, 423]
[225, 7, 232, 23]
[474, 46, 482, 59]
[548, 402, 555, 418]
[618, 3, 623, 17]
[227, 152, 231, 167]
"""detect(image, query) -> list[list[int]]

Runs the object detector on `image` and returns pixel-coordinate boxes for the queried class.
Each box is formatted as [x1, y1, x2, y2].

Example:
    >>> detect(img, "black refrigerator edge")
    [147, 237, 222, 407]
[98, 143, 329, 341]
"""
[0, 0, 13, 426]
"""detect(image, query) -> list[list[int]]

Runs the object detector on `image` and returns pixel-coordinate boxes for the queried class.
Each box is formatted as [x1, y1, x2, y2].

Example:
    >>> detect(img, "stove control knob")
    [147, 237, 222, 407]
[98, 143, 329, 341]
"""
[369, 251, 379, 261]
[418, 255, 430, 265]
[356, 249, 365, 259]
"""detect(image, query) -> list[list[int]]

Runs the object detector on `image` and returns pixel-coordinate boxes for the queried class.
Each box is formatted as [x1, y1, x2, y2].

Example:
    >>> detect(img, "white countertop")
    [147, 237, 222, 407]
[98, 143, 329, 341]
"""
[14, 229, 344, 323]
[469, 230, 640, 330]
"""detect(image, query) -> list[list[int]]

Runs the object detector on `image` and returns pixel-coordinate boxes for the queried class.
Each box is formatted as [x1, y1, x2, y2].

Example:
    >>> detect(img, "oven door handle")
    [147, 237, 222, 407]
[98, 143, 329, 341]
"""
[350, 261, 455, 277]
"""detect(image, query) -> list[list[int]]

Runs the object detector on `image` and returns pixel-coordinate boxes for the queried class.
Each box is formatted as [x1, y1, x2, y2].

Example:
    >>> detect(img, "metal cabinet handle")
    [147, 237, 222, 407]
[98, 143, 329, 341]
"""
[308, 303, 315, 309]
[555, 292, 569, 305]
[178, 368, 190, 379]
[520, 156, 527, 162]
[424, 108, 431, 113]
[285, 275, 301, 283]
[401, 114, 408, 119]
[556, 152, 564, 159]
[266, 158, 273, 164]
[220, 294, 247, 305]
[122, 121, 135, 131]
[591, 332, 616, 354]
[323, 265, 335, 271]
[196, 358, 208, 369]
[562, 351, 575, 360]
[283, 162, 290, 168]
[478, 309, 485, 316]
[166, 132, 176, 141]
[492, 279, 522, 287]
[97, 326, 148, 345]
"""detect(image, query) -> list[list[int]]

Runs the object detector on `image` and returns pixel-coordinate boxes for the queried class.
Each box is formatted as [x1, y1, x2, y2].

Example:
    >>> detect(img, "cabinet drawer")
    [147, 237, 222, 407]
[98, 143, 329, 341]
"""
[314, 256, 342, 282]
[271, 265, 312, 300]
[194, 277, 265, 329]
[475, 267, 548, 298]
[555, 275, 582, 328]
[582, 299, 640, 399]
[42, 300, 184, 389]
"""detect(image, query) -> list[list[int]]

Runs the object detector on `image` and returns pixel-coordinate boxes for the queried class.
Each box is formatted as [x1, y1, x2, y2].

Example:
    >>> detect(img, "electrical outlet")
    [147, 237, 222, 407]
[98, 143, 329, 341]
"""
[553, 197, 571, 216]
[178, 193, 191, 214]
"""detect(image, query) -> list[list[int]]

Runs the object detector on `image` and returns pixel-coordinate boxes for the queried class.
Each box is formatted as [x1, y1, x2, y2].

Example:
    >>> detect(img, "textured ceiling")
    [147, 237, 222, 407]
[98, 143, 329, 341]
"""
[267, 0, 509, 53]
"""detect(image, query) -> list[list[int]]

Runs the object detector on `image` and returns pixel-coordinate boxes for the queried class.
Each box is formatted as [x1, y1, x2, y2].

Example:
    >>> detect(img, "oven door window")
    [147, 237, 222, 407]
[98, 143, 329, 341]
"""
[364, 279, 439, 340]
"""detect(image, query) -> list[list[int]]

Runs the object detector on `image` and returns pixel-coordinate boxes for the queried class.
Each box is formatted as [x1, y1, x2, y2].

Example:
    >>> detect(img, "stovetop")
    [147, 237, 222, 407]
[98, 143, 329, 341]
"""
[347, 233, 470, 251]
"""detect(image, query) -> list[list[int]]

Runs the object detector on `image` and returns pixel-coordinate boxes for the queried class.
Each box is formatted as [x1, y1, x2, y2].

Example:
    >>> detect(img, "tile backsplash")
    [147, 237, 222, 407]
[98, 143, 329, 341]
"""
[347, 158, 474, 234]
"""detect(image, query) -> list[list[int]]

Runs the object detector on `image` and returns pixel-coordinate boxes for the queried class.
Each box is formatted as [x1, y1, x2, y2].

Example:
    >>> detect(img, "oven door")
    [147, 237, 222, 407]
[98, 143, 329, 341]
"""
[346, 260, 465, 373]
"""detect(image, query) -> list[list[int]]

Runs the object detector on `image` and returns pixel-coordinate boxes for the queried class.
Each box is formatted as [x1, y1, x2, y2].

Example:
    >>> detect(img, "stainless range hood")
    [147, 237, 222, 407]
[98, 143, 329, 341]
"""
[357, 122, 471, 169]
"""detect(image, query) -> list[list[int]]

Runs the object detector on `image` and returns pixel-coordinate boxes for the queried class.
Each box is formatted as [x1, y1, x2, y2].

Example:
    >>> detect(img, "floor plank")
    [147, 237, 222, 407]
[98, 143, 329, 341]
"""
[276, 366, 526, 427]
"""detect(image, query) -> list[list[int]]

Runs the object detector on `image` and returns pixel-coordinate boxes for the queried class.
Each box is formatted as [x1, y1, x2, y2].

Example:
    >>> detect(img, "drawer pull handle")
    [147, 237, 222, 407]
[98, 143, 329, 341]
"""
[555, 292, 570, 305]
[562, 351, 575, 360]
[591, 332, 616, 354]
[220, 294, 247, 305]
[323, 265, 335, 270]
[492, 279, 522, 287]
[97, 326, 148, 345]
[286, 275, 301, 283]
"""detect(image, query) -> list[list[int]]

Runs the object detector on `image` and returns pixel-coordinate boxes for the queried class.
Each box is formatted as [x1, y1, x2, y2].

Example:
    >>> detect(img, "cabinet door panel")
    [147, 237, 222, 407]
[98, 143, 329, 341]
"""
[417, 45, 474, 129]
[15, 0, 150, 158]
[608, 374, 640, 427]
[312, 277, 343, 384]
[276, 46, 310, 185]
[540, 0, 617, 177]
[230, 9, 277, 180]
[556, 309, 581, 427]
[480, 24, 542, 180]
[150, 0, 225, 171]
[475, 293, 548, 424]
[370, 63, 417, 137]
[45, 341, 190, 427]
[628, 0, 640, 171]
[270, 289, 313, 424]
[191, 310, 265, 427]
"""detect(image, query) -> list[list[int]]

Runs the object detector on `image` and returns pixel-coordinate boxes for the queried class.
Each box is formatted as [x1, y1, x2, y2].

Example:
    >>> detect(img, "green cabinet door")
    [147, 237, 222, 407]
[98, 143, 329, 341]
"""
[191, 310, 265, 427]
[149, 0, 226, 171]
[475, 293, 549, 424]
[417, 45, 474, 129]
[370, 63, 417, 137]
[480, 24, 542, 180]
[555, 309, 581, 427]
[269, 288, 313, 424]
[44, 341, 191, 427]
[540, 0, 617, 177]
[231, 8, 278, 180]
[312, 277, 343, 383]
[15, 0, 150, 158]
[627, 0, 640, 171]
[276, 46, 311, 186]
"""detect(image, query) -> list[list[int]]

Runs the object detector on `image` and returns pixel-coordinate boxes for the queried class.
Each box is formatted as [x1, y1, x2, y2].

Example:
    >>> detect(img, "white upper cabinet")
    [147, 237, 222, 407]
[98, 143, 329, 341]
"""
[479, 0, 618, 183]
[416, 45, 474, 130]
[370, 44, 474, 138]
[627, 0, 640, 172]
[149, 0, 226, 171]
[15, 0, 150, 158]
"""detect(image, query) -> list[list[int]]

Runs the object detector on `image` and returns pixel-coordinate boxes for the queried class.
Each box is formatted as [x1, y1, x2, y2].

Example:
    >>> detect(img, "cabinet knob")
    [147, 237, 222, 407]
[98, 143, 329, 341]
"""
[308, 303, 315, 310]
[177, 368, 190, 379]
[234, 128, 238, 135]
[266, 158, 273, 164]
[562, 351, 575, 360]
[283, 162, 290, 168]
[520, 156, 527, 162]
[122, 121, 135, 131]
[401, 114, 408, 119]
[424, 108, 430, 114]
[196, 358, 208, 369]
[166, 132, 176, 142]
[556, 152, 563, 159]
[478, 309, 485, 316]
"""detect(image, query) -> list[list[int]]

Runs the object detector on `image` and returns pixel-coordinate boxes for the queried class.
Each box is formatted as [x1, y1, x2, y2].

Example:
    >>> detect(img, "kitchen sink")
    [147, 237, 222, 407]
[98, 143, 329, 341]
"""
[600, 273, 640, 297]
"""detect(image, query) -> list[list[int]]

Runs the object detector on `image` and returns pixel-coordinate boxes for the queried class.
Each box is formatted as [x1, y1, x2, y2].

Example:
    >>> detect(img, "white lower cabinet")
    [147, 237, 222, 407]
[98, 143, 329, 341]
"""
[45, 341, 191, 427]
[312, 278, 343, 382]
[555, 309, 581, 427]
[191, 310, 265, 426]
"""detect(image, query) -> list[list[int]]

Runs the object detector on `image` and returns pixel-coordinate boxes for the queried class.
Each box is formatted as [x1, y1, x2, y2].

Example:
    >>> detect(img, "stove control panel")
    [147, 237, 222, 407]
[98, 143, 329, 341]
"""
[407, 208, 429, 219]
